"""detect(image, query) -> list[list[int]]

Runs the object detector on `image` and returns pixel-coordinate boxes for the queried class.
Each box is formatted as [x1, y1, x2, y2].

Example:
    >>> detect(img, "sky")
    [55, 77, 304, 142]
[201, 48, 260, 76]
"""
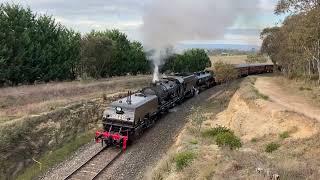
[1, 0, 285, 46]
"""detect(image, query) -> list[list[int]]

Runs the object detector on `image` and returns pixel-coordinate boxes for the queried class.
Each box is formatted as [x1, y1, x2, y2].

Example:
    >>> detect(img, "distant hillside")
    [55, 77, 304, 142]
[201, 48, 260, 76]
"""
[177, 43, 260, 51]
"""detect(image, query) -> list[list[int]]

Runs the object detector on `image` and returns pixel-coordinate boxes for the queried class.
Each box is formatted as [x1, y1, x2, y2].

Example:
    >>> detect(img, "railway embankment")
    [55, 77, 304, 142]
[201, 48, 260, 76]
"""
[0, 92, 128, 180]
[148, 76, 320, 180]
[0, 75, 151, 179]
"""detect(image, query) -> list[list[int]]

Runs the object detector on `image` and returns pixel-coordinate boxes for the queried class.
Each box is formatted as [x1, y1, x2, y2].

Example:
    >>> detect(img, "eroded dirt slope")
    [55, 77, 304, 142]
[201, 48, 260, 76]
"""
[149, 76, 320, 180]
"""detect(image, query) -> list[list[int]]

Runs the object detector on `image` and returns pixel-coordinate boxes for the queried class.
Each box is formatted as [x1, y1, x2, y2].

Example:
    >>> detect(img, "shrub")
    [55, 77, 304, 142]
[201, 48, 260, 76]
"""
[253, 87, 269, 100]
[251, 138, 258, 143]
[189, 139, 198, 145]
[215, 132, 242, 150]
[265, 142, 280, 153]
[202, 126, 232, 138]
[279, 131, 290, 139]
[213, 61, 238, 83]
[174, 151, 195, 170]
[203, 127, 242, 150]
[191, 107, 206, 132]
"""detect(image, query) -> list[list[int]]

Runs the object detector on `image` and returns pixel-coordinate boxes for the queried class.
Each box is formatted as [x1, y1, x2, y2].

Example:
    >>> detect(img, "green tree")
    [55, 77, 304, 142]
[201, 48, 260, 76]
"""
[162, 49, 211, 73]
[79, 32, 114, 78]
[0, 3, 35, 85]
[0, 3, 80, 85]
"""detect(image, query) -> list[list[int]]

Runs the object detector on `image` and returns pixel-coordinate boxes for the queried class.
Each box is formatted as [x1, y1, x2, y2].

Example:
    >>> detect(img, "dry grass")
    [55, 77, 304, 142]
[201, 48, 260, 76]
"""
[209, 55, 272, 66]
[272, 76, 320, 107]
[210, 55, 248, 65]
[0, 75, 151, 122]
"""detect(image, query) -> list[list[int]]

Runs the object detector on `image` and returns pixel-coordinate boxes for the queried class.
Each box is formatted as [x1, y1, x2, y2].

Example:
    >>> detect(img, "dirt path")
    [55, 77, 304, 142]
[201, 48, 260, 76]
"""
[255, 76, 320, 122]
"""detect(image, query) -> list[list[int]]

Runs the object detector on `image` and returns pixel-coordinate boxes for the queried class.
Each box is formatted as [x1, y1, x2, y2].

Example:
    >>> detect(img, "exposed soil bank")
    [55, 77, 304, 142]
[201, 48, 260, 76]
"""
[149, 76, 320, 180]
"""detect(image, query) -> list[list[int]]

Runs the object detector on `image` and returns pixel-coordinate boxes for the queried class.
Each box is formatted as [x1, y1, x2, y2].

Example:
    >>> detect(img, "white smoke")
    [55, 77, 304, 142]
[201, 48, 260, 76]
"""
[140, 0, 261, 81]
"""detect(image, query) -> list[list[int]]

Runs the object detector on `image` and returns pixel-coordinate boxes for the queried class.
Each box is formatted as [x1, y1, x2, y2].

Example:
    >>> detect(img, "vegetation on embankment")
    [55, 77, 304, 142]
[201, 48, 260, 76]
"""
[0, 92, 127, 180]
[149, 76, 320, 180]
[16, 129, 96, 180]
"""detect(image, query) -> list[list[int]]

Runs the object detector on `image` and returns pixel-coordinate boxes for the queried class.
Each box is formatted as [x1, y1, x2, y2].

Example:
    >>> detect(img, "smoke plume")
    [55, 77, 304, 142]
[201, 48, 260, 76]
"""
[140, 0, 261, 82]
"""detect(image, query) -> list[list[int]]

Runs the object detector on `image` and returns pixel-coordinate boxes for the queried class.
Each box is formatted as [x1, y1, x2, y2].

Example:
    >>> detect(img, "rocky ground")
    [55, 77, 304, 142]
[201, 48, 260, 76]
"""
[39, 79, 239, 180]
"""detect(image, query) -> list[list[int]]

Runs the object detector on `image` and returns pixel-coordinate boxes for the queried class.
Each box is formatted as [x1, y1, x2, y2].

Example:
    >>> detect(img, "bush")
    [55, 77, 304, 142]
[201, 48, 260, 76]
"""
[189, 139, 198, 145]
[191, 107, 206, 132]
[251, 138, 258, 143]
[202, 126, 232, 138]
[213, 61, 238, 83]
[215, 132, 242, 150]
[253, 88, 269, 100]
[265, 142, 280, 153]
[174, 151, 195, 170]
[203, 127, 242, 150]
[279, 131, 290, 139]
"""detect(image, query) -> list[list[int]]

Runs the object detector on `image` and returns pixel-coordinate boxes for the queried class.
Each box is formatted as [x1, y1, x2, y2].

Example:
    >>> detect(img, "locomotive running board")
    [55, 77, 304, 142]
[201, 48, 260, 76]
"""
[95, 131, 128, 150]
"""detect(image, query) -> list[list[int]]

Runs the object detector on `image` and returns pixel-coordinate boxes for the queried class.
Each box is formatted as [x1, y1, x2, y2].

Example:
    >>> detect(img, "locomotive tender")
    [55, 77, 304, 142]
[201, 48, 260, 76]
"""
[95, 64, 273, 150]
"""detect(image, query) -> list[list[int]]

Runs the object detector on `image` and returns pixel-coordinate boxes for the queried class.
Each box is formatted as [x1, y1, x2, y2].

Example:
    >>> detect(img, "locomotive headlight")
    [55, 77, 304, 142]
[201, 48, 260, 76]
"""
[116, 107, 122, 112]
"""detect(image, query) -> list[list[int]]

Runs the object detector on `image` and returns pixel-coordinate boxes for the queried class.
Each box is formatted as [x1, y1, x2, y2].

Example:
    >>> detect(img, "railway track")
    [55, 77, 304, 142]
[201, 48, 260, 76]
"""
[64, 147, 122, 180]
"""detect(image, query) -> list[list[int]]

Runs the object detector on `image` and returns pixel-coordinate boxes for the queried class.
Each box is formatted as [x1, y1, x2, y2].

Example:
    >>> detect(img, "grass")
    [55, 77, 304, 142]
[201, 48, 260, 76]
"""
[279, 131, 290, 139]
[215, 132, 242, 150]
[299, 86, 312, 91]
[202, 126, 232, 138]
[210, 55, 272, 65]
[174, 151, 195, 170]
[16, 130, 95, 180]
[253, 87, 269, 100]
[265, 142, 280, 153]
[203, 127, 242, 150]
[251, 138, 258, 143]
[189, 139, 198, 145]
[0, 75, 151, 122]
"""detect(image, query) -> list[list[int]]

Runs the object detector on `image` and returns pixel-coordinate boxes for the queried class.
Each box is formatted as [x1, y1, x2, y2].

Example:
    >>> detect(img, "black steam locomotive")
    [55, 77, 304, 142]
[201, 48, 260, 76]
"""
[95, 64, 274, 150]
[95, 71, 214, 149]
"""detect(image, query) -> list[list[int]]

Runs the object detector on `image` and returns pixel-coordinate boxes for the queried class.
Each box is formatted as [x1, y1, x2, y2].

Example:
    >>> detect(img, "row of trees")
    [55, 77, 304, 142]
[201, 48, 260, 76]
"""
[0, 3, 150, 86]
[0, 4, 80, 85]
[261, 0, 320, 82]
[0, 3, 212, 86]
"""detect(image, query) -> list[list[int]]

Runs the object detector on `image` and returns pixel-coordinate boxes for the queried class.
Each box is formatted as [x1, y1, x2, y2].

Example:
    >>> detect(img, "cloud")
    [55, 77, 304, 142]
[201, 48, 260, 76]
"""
[259, 0, 276, 11]
[0, 0, 280, 45]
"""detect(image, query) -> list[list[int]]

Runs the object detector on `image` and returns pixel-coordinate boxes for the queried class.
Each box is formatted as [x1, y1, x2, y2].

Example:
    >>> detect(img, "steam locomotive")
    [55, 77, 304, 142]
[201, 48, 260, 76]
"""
[95, 64, 273, 150]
